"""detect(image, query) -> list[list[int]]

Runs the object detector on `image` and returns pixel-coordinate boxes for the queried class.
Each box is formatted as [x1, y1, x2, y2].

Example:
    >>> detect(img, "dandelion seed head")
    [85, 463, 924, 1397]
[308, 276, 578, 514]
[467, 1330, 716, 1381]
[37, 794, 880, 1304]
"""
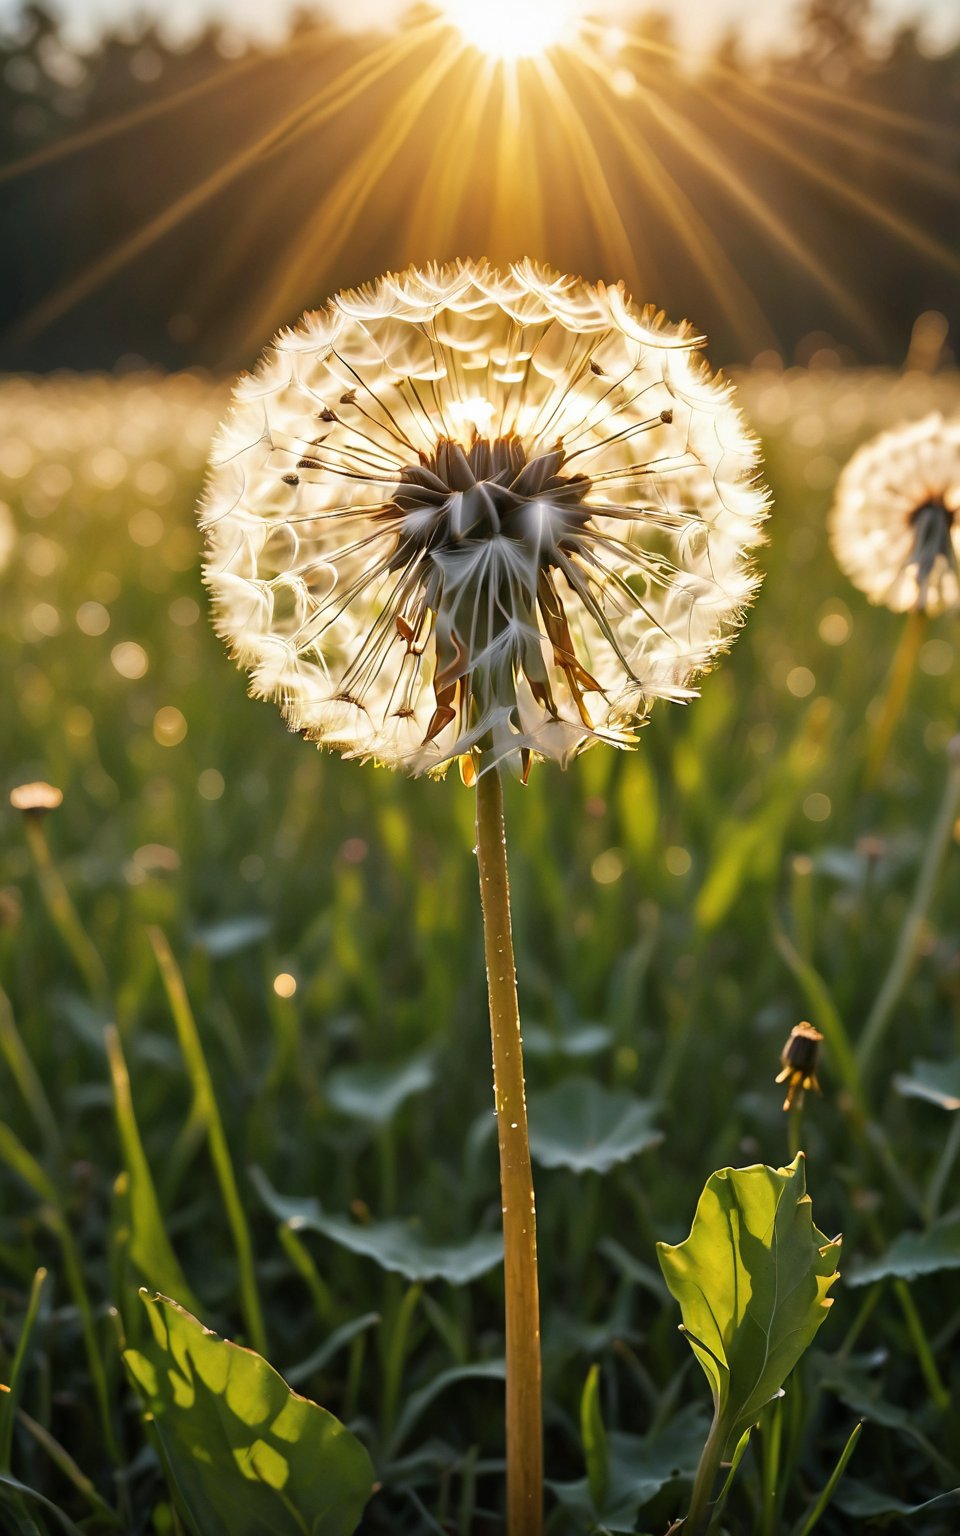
[830, 413, 960, 615]
[200, 260, 769, 777]
[9, 781, 63, 815]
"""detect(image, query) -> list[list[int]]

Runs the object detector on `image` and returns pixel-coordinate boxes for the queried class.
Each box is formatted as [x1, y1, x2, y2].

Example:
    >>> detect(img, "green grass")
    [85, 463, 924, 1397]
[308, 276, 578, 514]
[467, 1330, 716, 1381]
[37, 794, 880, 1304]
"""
[1, 367, 960, 1533]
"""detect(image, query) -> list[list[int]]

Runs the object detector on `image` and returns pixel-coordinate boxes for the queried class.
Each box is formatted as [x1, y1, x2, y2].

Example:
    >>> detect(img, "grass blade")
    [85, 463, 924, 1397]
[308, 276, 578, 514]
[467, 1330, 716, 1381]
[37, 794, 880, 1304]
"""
[147, 927, 267, 1354]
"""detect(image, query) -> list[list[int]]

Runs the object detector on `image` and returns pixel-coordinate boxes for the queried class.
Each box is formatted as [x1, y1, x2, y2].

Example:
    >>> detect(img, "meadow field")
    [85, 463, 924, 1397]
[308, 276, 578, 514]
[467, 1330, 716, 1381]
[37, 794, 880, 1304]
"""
[2, 364, 960, 1533]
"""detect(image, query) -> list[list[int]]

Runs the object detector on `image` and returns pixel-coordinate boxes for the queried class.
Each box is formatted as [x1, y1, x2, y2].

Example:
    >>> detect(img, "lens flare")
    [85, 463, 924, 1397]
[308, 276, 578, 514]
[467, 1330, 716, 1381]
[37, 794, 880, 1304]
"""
[441, 0, 580, 61]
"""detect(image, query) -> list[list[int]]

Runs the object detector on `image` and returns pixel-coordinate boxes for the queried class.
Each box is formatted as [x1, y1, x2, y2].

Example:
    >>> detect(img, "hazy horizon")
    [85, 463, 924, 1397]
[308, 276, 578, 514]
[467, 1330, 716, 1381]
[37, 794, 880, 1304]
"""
[2, 0, 959, 55]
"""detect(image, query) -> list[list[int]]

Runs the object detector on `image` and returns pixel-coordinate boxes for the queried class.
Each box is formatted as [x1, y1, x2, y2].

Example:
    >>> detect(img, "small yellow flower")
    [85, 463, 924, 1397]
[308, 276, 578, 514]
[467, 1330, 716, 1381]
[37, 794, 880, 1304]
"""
[200, 261, 769, 777]
[830, 413, 960, 614]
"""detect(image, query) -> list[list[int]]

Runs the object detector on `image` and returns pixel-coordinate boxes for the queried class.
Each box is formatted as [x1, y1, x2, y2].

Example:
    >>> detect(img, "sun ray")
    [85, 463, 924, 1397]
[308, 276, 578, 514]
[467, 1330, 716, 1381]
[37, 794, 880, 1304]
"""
[7, 4, 954, 365]
[8, 20, 442, 345]
[183, 25, 442, 346]
[245, 23, 436, 164]
[726, 71, 960, 198]
[0, 45, 268, 184]
[569, 45, 776, 357]
[708, 86, 960, 277]
[584, 15, 960, 146]
[440, 0, 580, 61]
[407, 54, 500, 258]
[488, 60, 547, 262]
[243, 35, 466, 346]
[769, 68, 960, 145]
[533, 55, 643, 284]
[636, 84, 881, 344]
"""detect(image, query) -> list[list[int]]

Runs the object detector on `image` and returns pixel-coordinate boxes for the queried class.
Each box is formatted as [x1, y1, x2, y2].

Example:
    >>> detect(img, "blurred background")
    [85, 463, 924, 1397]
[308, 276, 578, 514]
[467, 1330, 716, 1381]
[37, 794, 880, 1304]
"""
[2, 5, 960, 1531]
[1, 0, 958, 373]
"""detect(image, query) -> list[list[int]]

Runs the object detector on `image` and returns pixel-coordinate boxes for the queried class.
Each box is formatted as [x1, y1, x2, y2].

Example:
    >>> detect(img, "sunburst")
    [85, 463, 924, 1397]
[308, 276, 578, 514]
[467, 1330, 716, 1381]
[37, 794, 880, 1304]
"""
[440, 0, 582, 61]
[3, 6, 958, 362]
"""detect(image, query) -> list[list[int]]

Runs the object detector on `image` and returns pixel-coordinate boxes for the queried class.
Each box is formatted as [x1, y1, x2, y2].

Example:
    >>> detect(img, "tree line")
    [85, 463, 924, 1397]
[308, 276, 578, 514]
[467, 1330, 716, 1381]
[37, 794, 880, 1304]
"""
[1, 0, 957, 370]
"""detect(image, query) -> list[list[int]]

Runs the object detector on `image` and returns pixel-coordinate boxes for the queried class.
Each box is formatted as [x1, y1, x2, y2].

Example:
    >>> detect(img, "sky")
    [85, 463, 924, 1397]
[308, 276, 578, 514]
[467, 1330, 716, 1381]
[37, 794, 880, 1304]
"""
[3, 0, 959, 55]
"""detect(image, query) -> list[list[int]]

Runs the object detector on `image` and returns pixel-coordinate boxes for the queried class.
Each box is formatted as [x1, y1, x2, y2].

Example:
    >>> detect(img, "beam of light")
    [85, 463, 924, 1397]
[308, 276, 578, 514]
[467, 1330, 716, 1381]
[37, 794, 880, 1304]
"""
[0, 46, 267, 185]
[569, 45, 775, 358]
[408, 56, 503, 256]
[637, 84, 881, 346]
[726, 70, 960, 199]
[533, 55, 643, 284]
[242, 34, 466, 346]
[708, 86, 960, 278]
[441, 0, 581, 61]
[487, 61, 546, 261]
[8, 4, 957, 364]
[10, 21, 440, 344]
[769, 70, 960, 146]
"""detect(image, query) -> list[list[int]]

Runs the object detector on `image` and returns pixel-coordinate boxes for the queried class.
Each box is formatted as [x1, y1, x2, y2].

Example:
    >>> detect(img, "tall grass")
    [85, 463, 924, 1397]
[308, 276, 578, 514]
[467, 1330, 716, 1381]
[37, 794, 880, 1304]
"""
[1, 368, 959, 1533]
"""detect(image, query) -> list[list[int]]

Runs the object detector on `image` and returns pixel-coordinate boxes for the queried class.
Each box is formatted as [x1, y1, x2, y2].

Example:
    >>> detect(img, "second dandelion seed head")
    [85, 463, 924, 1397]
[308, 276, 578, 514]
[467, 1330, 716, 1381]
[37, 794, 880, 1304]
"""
[830, 412, 960, 614]
[200, 260, 769, 777]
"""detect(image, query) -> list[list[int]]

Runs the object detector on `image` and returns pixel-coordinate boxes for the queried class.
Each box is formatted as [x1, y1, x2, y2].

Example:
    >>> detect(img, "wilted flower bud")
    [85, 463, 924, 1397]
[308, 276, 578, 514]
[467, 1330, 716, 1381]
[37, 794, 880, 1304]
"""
[776, 1021, 824, 1111]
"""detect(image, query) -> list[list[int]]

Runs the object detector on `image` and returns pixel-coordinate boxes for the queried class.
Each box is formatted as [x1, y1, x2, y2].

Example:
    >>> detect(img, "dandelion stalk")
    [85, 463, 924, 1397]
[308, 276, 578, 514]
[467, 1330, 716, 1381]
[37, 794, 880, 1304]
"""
[856, 737, 960, 1077]
[197, 262, 769, 1520]
[865, 608, 926, 785]
[476, 765, 542, 1536]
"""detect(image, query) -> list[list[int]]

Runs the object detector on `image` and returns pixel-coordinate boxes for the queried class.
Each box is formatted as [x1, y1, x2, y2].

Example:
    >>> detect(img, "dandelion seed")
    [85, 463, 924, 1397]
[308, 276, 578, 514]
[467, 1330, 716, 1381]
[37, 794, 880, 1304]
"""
[830, 413, 960, 614]
[200, 260, 769, 779]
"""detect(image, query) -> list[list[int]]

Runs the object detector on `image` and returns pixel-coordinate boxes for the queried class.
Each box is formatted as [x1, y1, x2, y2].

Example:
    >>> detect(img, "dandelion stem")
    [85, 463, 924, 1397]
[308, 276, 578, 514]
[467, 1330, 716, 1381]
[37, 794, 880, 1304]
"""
[685, 1414, 726, 1535]
[475, 766, 543, 1536]
[866, 609, 926, 786]
[925, 1112, 960, 1222]
[894, 1279, 951, 1413]
[856, 738, 960, 1077]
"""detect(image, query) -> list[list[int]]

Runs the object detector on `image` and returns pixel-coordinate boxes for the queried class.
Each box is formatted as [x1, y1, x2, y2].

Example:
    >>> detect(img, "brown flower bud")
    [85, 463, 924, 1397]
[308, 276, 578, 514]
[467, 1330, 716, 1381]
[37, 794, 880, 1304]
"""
[775, 1021, 824, 1111]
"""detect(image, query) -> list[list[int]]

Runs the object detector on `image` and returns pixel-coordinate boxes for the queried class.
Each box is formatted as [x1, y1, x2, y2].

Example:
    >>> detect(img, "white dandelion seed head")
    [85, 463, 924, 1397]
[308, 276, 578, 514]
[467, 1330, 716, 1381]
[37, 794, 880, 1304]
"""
[199, 259, 770, 778]
[830, 413, 960, 616]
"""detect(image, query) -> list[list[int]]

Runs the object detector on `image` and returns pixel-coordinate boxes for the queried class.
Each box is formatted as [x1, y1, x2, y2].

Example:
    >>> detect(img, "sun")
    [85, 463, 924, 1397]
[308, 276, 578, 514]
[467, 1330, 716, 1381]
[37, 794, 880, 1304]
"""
[441, 0, 580, 61]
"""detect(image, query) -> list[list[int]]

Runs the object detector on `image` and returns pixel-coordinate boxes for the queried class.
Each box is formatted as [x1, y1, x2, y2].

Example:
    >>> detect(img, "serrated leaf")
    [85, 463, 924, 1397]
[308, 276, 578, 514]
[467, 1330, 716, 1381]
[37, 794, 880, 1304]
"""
[528, 1078, 662, 1174]
[894, 1058, 960, 1111]
[253, 1170, 502, 1285]
[326, 1054, 434, 1128]
[657, 1156, 840, 1456]
[123, 1292, 374, 1536]
[847, 1215, 960, 1286]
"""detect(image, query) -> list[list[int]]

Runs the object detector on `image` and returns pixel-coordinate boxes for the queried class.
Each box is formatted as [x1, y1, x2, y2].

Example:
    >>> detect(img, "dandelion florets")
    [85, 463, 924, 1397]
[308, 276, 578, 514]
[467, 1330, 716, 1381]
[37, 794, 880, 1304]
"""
[200, 260, 769, 777]
[830, 413, 960, 615]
